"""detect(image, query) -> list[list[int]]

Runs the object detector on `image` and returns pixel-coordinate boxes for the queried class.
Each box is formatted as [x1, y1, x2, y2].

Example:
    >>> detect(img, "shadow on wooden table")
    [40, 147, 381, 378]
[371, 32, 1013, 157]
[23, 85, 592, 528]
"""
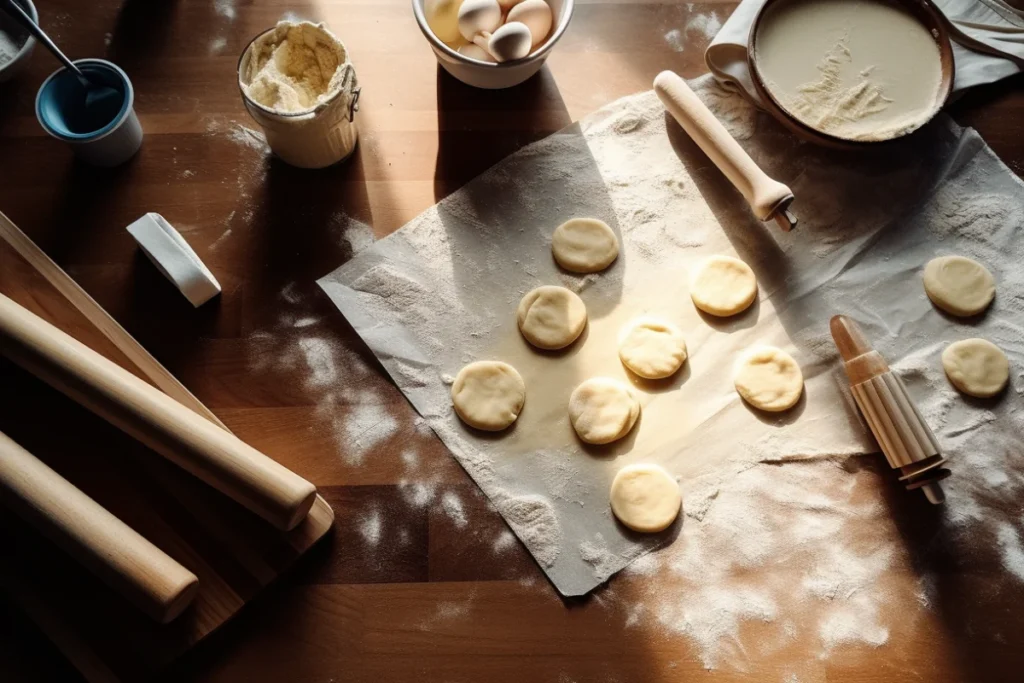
[432, 63, 627, 320]
[161, 481, 675, 683]
[876, 463, 1024, 683]
[433, 66, 574, 203]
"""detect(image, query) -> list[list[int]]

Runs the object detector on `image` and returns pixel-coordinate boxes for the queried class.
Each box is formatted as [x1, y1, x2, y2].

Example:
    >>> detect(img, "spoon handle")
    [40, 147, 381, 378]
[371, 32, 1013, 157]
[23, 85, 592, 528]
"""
[0, 0, 85, 79]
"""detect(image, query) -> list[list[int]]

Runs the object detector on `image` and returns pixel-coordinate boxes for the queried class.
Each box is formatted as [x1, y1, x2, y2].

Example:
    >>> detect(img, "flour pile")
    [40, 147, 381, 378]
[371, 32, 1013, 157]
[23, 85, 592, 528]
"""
[240, 21, 349, 114]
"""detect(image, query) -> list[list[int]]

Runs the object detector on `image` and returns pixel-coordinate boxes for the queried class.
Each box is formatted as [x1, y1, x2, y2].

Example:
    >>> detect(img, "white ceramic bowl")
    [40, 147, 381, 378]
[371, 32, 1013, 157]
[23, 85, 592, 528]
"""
[0, 0, 38, 83]
[412, 0, 574, 89]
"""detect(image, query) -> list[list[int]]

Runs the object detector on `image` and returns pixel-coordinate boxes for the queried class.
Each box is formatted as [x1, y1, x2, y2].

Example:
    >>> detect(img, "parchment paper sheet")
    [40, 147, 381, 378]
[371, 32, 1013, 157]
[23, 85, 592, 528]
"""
[319, 77, 1024, 596]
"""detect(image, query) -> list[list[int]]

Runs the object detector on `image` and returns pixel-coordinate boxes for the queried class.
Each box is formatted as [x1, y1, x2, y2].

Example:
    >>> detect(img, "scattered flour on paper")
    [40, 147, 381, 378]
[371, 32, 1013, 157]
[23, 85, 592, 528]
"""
[314, 74, 1024, 672]
[495, 494, 562, 568]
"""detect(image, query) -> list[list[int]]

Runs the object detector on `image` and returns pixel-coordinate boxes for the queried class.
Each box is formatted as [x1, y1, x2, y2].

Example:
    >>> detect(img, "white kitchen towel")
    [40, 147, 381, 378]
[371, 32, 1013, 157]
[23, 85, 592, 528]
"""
[706, 0, 1024, 108]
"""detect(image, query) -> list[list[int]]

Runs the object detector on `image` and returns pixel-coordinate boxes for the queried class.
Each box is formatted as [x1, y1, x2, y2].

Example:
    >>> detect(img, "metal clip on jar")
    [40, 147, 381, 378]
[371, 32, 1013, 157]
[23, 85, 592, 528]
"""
[237, 23, 361, 169]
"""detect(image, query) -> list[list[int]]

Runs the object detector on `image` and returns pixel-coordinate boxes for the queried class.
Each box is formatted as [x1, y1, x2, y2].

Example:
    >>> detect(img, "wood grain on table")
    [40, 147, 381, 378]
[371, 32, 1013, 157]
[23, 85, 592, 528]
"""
[1, 1, 1023, 682]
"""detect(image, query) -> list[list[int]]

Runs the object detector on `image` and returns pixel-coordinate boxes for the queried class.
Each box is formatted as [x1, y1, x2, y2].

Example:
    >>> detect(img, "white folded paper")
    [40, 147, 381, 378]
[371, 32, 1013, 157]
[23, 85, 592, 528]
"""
[706, 0, 1024, 108]
[127, 213, 221, 308]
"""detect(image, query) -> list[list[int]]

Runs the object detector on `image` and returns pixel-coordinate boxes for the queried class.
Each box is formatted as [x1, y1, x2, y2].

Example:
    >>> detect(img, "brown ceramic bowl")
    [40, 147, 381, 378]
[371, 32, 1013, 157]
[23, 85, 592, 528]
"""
[748, 0, 955, 148]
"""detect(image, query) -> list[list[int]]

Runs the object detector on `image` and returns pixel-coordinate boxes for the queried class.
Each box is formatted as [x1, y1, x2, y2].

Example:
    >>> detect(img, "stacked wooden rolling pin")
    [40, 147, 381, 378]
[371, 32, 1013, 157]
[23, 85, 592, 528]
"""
[0, 292, 318, 623]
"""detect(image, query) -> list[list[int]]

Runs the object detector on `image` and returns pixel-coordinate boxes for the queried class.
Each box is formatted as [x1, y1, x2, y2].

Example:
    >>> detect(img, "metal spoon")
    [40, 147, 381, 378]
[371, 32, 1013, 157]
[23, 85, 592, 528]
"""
[0, 0, 122, 115]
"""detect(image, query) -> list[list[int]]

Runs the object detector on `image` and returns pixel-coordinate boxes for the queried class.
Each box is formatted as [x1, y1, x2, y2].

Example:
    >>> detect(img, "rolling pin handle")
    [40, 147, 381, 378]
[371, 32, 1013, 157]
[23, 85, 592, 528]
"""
[653, 70, 796, 231]
[921, 481, 945, 505]
[0, 430, 199, 623]
[0, 293, 317, 532]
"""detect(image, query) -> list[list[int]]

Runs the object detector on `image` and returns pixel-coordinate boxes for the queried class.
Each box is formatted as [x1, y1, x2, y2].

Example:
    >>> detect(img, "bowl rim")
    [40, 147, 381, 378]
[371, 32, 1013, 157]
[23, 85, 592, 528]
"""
[2, 0, 39, 69]
[747, 0, 955, 147]
[34, 58, 135, 143]
[412, 0, 574, 68]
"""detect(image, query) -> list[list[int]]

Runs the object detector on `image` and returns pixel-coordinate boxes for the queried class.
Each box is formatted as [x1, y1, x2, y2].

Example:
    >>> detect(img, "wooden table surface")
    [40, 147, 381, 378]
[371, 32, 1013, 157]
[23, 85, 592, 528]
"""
[1, 1, 1023, 681]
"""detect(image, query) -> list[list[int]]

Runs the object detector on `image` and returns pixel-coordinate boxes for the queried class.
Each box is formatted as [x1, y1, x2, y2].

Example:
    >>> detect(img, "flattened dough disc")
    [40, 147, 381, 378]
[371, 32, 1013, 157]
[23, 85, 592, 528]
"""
[451, 361, 526, 430]
[734, 345, 803, 412]
[517, 285, 588, 350]
[690, 255, 758, 317]
[923, 255, 995, 317]
[568, 377, 640, 445]
[610, 464, 681, 533]
[551, 217, 619, 273]
[618, 318, 688, 379]
[941, 338, 1009, 398]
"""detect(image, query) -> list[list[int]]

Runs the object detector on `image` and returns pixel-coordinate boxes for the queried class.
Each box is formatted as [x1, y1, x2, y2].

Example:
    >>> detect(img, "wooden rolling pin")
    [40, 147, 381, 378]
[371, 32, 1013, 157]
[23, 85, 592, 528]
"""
[830, 315, 951, 504]
[0, 293, 317, 530]
[0, 430, 199, 623]
[653, 70, 797, 232]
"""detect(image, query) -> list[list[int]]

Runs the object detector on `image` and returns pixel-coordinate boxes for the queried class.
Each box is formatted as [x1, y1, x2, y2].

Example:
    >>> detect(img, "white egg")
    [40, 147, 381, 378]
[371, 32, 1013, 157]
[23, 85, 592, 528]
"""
[425, 0, 465, 45]
[497, 0, 526, 9]
[458, 43, 496, 63]
[487, 21, 533, 62]
[458, 0, 502, 42]
[506, 0, 553, 48]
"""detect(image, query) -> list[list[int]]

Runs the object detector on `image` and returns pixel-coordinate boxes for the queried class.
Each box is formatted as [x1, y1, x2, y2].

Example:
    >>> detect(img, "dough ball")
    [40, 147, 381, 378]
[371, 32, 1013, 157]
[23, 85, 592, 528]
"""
[568, 377, 640, 445]
[451, 361, 526, 430]
[733, 346, 803, 412]
[517, 285, 588, 350]
[551, 218, 619, 273]
[690, 255, 758, 317]
[609, 464, 681, 533]
[923, 255, 995, 317]
[618, 318, 688, 379]
[941, 338, 1009, 398]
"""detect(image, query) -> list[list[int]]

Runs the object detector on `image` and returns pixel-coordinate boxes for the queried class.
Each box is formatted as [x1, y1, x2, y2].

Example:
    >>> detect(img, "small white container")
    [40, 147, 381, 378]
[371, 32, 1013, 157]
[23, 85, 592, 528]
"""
[412, 0, 574, 89]
[237, 24, 361, 169]
[35, 59, 143, 167]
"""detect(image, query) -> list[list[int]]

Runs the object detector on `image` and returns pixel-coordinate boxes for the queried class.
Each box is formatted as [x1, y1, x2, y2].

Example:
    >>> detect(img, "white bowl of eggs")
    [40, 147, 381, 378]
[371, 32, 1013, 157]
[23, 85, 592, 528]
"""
[413, 0, 574, 89]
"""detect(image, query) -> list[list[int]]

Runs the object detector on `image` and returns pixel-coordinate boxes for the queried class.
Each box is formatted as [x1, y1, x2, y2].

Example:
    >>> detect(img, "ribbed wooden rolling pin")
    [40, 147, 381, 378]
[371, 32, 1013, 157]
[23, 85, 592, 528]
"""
[0, 293, 317, 530]
[0, 430, 199, 623]
[830, 315, 951, 504]
[653, 70, 797, 232]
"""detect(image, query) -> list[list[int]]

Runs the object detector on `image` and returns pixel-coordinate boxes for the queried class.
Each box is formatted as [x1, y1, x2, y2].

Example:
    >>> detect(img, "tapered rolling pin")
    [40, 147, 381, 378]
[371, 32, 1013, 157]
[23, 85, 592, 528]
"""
[0, 293, 317, 530]
[653, 70, 797, 232]
[0, 430, 199, 623]
[830, 315, 951, 504]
